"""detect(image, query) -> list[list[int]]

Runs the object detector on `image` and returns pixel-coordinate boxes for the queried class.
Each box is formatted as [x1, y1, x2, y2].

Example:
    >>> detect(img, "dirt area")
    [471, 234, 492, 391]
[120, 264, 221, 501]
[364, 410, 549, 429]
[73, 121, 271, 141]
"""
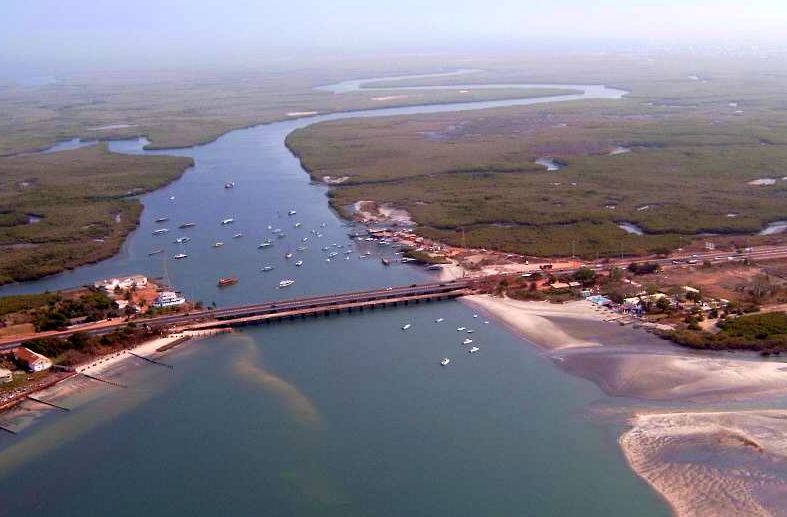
[638, 264, 763, 302]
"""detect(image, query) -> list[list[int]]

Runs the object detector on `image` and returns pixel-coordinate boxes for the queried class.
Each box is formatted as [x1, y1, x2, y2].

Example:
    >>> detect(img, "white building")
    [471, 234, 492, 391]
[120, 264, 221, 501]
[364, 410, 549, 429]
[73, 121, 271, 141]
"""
[0, 368, 12, 384]
[14, 347, 53, 372]
[153, 291, 186, 308]
[95, 275, 148, 292]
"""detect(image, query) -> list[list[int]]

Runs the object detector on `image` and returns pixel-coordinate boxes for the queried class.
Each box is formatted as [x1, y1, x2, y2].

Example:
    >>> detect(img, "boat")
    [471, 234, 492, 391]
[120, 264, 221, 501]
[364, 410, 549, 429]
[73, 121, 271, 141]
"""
[152, 291, 186, 308]
[381, 257, 390, 266]
[224, 182, 235, 189]
[169, 196, 176, 200]
[221, 218, 235, 225]
[261, 265, 274, 272]
[152, 228, 169, 235]
[296, 246, 308, 252]
[285, 252, 293, 259]
[278, 279, 295, 288]
[258, 241, 273, 248]
[463, 339, 474, 345]
[287, 209, 297, 216]
[295, 260, 303, 267]
[402, 324, 411, 330]
[218, 276, 239, 287]
[473, 314, 479, 318]
[302, 237, 309, 242]
[148, 249, 164, 256]
[232, 233, 243, 239]
[174, 237, 191, 244]
[213, 242, 225, 248]
[435, 318, 444, 323]
[179, 222, 196, 229]
[294, 222, 302, 228]
[440, 358, 450, 366]
[173, 253, 188, 259]
[466, 329, 475, 334]
[328, 251, 338, 258]
[154, 217, 170, 223]
[456, 327, 466, 331]
[277, 233, 287, 239]
[426, 264, 443, 270]
[469, 347, 480, 354]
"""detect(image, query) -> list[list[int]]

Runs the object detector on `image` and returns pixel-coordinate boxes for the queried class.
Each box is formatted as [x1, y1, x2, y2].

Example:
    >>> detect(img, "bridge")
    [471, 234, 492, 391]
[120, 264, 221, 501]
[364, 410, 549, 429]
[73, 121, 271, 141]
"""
[0, 280, 473, 350]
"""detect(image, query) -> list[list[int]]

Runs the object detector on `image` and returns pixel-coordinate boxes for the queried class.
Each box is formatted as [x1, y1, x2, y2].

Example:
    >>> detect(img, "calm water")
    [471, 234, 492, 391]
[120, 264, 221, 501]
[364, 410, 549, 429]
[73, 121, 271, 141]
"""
[0, 76, 667, 516]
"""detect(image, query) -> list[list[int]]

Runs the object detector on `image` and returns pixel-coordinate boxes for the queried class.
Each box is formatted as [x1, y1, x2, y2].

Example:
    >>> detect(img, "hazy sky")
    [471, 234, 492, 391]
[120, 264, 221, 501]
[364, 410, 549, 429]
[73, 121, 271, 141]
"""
[2, 0, 787, 71]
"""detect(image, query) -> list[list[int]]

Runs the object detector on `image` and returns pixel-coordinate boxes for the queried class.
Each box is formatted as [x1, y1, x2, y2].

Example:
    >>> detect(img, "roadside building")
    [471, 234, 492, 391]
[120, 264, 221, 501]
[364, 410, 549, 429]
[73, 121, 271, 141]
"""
[95, 275, 148, 292]
[0, 368, 12, 384]
[14, 347, 52, 372]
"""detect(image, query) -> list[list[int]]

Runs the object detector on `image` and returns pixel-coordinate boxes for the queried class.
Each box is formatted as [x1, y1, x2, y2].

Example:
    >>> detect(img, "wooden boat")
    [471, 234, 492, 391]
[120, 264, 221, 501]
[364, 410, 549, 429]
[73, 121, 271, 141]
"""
[218, 276, 239, 287]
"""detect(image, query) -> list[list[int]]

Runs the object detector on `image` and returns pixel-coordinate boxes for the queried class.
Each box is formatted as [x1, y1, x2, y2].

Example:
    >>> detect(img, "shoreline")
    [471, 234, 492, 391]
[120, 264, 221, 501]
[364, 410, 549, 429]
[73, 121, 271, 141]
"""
[461, 293, 787, 516]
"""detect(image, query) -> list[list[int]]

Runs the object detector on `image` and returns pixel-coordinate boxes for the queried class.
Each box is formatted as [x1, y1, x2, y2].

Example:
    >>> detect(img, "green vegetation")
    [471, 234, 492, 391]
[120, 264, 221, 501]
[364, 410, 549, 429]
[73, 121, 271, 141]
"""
[0, 292, 61, 317]
[0, 144, 193, 284]
[402, 249, 450, 264]
[668, 312, 787, 352]
[23, 325, 158, 366]
[32, 288, 118, 331]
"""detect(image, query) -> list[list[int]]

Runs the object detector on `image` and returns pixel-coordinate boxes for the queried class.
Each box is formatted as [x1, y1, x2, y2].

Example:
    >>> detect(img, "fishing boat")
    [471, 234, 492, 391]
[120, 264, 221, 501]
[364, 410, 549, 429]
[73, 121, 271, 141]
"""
[381, 257, 390, 266]
[213, 242, 225, 248]
[440, 358, 450, 366]
[258, 240, 273, 248]
[463, 339, 474, 345]
[278, 279, 295, 288]
[224, 182, 235, 189]
[469, 347, 480, 354]
[287, 209, 297, 216]
[179, 222, 196, 229]
[155, 217, 170, 223]
[261, 265, 274, 272]
[232, 233, 243, 239]
[218, 276, 239, 287]
[148, 248, 164, 256]
[221, 218, 235, 225]
[174, 237, 191, 244]
[295, 260, 303, 267]
[173, 253, 188, 259]
[152, 228, 169, 235]
[402, 323, 411, 330]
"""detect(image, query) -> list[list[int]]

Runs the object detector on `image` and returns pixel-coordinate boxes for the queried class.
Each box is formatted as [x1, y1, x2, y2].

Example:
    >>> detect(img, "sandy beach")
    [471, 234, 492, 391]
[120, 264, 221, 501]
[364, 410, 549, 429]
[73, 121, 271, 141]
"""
[462, 293, 787, 515]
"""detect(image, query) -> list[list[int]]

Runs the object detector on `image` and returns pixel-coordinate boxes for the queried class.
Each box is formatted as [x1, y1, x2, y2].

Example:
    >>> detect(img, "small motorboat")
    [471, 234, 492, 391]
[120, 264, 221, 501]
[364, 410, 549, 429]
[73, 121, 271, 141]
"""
[287, 210, 297, 216]
[261, 265, 274, 272]
[152, 228, 169, 235]
[295, 260, 304, 267]
[155, 217, 170, 223]
[456, 327, 466, 331]
[296, 246, 308, 252]
[213, 242, 225, 248]
[463, 339, 474, 345]
[221, 218, 235, 225]
[148, 249, 164, 256]
[232, 233, 243, 239]
[179, 222, 196, 229]
[402, 324, 411, 330]
[466, 329, 475, 334]
[258, 241, 273, 248]
[278, 279, 295, 288]
[285, 253, 293, 259]
[224, 182, 235, 189]
[328, 252, 338, 258]
[473, 314, 479, 318]
[381, 257, 390, 266]
[218, 276, 239, 287]
[173, 253, 188, 259]
[169, 196, 176, 200]
[469, 347, 480, 354]
[294, 222, 302, 228]
[483, 321, 490, 324]
[174, 237, 191, 244]
[440, 358, 450, 366]
[435, 318, 444, 323]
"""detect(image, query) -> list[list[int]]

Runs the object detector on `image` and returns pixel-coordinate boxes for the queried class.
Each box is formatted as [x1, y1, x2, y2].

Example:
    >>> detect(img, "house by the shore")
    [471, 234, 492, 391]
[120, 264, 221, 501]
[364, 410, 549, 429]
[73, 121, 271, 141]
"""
[0, 368, 12, 384]
[95, 275, 148, 292]
[13, 347, 53, 372]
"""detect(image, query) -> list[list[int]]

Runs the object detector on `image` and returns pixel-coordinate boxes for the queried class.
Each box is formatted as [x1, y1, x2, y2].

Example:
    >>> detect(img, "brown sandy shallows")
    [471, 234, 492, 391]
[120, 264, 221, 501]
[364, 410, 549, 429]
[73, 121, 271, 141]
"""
[621, 411, 787, 516]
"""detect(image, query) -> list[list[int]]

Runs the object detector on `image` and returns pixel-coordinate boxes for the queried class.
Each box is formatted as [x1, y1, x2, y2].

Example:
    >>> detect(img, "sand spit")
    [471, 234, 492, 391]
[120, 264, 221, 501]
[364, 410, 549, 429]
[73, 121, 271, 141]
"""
[621, 411, 787, 516]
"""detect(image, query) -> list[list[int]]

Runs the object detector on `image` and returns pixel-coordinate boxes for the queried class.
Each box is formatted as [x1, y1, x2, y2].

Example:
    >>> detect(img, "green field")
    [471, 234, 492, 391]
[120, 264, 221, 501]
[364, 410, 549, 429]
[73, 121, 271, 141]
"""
[286, 56, 787, 257]
[0, 144, 192, 284]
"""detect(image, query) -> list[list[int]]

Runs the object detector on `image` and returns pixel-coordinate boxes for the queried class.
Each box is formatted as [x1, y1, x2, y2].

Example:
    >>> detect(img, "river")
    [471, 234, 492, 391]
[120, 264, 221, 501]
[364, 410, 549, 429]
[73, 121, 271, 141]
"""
[0, 74, 668, 516]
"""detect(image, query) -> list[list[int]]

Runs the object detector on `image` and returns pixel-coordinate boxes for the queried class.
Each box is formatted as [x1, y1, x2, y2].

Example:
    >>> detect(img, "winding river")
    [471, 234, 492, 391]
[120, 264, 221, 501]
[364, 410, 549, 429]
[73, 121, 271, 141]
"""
[0, 73, 668, 516]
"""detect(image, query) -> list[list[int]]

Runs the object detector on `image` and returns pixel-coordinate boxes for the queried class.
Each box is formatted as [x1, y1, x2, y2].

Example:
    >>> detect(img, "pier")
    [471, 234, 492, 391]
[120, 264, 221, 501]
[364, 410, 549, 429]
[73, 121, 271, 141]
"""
[128, 351, 173, 369]
[80, 373, 127, 388]
[26, 395, 70, 411]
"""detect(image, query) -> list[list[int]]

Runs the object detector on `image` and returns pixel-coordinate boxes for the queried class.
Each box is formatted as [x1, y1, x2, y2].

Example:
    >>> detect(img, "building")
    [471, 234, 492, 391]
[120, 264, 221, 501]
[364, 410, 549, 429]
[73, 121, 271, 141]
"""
[14, 347, 52, 372]
[152, 291, 186, 308]
[0, 368, 12, 384]
[95, 275, 148, 292]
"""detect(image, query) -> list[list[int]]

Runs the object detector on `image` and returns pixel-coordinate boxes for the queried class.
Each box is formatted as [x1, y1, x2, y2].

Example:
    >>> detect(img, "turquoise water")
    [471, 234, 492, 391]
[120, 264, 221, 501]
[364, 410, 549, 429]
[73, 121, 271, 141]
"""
[0, 77, 667, 515]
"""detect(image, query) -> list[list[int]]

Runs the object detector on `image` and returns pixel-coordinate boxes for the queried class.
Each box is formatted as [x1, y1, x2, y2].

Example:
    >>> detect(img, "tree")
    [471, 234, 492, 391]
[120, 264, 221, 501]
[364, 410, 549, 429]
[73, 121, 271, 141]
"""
[609, 267, 624, 281]
[656, 297, 671, 313]
[572, 267, 596, 285]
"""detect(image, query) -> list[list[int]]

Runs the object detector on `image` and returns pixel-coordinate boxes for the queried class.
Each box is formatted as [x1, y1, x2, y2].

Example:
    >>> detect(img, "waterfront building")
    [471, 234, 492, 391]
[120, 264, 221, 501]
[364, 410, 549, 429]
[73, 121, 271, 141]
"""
[14, 348, 53, 372]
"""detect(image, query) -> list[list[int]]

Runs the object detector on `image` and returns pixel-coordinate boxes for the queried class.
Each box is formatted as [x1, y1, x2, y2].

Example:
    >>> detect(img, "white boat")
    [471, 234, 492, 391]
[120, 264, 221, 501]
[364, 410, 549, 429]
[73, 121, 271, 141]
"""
[466, 329, 474, 334]
[258, 241, 273, 248]
[302, 237, 309, 242]
[224, 182, 235, 189]
[463, 339, 474, 345]
[469, 347, 480, 353]
[328, 252, 338, 258]
[294, 222, 302, 228]
[440, 358, 450, 366]
[402, 324, 411, 330]
[213, 242, 225, 248]
[295, 260, 304, 267]
[152, 228, 169, 235]
[435, 318, 444, 323]
[267, 225, 273, 230]
[285, 252, 293, 259]
[296, 246, 308, 252]
[261, 265, 274, 272]
[456, 327, 466, 331]
[174, 237, 191, 243]
[153, 291, 186, 308]
[473, 314, 479, 318]
[483, 321, 490, 324]
[232, 233, 243, 239]
[287, 210, 297, 215]
[173, 253, 188, 259]
[221, 218, 235, 225]
[278, 279, 295, 288]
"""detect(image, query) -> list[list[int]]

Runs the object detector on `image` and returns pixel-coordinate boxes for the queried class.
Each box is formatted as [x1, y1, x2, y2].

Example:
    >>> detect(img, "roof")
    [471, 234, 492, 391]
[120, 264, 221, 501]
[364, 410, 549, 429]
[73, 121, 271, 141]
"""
[14, 347, 50, 365]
